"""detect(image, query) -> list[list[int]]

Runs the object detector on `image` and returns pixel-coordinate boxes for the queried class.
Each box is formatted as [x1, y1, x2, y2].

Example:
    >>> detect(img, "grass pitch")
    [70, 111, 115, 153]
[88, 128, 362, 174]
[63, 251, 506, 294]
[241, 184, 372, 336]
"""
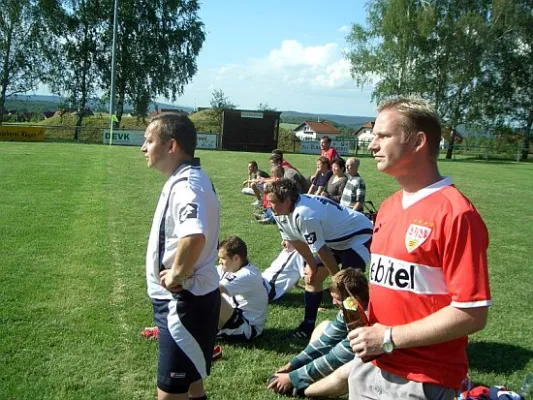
[0, 142, 532, 399]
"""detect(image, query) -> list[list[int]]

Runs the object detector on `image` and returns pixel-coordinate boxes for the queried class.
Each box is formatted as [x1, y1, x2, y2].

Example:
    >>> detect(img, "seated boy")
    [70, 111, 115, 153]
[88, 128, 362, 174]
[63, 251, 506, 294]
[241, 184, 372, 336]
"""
[268, 268, 369, 398]
[262, 241, 305, 302]
[242, 161, 270, 206]
[217, 235, 268, 340]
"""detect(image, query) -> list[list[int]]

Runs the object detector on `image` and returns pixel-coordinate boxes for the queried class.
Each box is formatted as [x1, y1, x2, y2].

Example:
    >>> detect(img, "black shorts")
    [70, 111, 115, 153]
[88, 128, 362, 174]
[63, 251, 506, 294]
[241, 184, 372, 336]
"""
[152, 288, 221, 394]
[314, 239, 371, 271]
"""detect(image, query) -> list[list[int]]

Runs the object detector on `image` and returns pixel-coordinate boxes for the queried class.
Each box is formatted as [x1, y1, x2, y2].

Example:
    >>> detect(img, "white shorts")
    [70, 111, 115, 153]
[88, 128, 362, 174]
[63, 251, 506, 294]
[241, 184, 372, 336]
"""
[217, 307, 258, 341]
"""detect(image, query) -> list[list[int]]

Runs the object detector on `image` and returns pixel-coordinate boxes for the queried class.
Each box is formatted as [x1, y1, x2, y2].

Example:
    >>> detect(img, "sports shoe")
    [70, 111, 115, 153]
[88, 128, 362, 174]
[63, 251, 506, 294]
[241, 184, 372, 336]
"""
[141, 326, 159, 340]
[258, 217, 275, 225]
[289, 323, 313, 340]
[251, 200, 261, 206]
[212, 345, 223, 361]
[254, 212, 266, 220]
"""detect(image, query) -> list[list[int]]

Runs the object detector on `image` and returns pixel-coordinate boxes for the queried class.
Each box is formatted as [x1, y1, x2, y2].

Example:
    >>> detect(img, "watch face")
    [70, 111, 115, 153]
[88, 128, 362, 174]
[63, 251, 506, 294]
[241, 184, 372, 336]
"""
[382, 341, 394, 354]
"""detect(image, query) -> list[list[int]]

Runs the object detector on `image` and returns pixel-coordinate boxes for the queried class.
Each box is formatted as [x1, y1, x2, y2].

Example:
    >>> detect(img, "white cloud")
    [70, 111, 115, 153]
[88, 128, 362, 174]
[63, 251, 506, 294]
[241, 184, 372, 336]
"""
[176, 39, 376, 115]
[338, 25, 350, 33]
[266, 40, 338, 68]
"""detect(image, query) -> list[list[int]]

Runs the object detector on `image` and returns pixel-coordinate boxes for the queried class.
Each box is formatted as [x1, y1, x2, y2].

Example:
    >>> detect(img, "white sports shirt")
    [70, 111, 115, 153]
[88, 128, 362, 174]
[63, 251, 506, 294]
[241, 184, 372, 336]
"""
[262, 249, 305, 301]
[218, 263, 268, 334]
[274, 194, 373, 254]
[146, 159, 220, 299]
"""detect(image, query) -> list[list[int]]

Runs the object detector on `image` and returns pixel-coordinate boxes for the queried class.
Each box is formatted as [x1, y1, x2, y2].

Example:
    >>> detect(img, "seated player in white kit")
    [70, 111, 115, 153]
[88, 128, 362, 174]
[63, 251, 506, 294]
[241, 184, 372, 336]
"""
[262, 240, 305, 302]
[217, 235, 268, 341]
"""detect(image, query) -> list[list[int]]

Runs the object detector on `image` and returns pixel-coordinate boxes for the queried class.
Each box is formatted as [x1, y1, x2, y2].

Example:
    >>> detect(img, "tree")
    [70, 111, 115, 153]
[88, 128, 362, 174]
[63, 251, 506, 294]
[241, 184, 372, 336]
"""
[484, 0, 533, 160]
[347, 0, 492, 158]
[209, 89, 235, 132]
[99, 0, 205, 123]
[0, 0, 47, 123]
[257, 103, 277, 112]
[44, 0, 106, 140]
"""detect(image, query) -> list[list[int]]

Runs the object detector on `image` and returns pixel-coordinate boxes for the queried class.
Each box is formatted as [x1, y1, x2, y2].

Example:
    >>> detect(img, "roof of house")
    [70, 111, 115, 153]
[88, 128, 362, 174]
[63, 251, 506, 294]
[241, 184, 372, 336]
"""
[295, 120, 340, 135]
[43, 111, 56, 118]
[352, 121, 375, 135]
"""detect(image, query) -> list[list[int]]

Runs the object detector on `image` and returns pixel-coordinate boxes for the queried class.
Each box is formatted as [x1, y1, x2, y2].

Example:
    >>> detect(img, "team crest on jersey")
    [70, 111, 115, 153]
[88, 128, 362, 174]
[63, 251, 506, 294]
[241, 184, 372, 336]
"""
[405, 224, 432, 253]
[304, 232, 317, 245]
[179, 203, 198, 222]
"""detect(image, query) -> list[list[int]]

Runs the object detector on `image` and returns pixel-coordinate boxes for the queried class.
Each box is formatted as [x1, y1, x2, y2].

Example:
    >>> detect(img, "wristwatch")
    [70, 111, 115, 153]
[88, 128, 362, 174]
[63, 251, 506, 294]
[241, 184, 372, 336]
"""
[382, 327, 395, 354]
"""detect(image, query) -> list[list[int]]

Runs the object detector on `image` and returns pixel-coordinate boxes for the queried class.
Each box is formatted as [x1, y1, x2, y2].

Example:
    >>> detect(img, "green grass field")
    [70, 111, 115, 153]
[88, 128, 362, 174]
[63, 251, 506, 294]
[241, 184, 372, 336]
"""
[1, 142, 532, 400]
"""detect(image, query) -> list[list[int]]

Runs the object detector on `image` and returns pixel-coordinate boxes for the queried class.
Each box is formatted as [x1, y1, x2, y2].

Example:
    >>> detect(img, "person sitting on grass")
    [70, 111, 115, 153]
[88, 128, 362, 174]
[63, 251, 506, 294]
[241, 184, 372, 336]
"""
[262, 240, 306, 302]
[255, 165, 284, 225]
[321, 158, 348, 203]
[142, 236, 268, 343]
[242, 161, 270, 206]
[267, 268, 369, 398]
[308, 156, 332, 196]
[217, 235, 268, 341]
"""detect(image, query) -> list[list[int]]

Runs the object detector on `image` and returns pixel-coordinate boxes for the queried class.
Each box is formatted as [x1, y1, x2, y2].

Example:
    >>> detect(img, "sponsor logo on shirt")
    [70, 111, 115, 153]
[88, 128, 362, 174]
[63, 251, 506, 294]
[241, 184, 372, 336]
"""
[304, 232, 317, 245]
[179, 203, 198, 222]
[405, 223, 432, 253]
[369, 255, 448, 295]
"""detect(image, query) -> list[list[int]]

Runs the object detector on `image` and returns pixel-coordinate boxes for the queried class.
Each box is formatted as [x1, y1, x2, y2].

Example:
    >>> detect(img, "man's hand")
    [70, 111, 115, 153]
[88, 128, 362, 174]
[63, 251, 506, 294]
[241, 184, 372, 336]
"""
[304, 263, 317, 284]
[348, 323, 387, 359]
[267, 373, 293, 394]
[276, 362, 293, 374]
[159, 269, 184, 292]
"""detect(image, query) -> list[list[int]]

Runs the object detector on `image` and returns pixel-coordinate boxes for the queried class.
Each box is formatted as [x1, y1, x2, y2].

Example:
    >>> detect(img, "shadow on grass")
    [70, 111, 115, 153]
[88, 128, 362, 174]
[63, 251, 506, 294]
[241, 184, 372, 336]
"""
[216, 326, 310, 354]
[467, 341, 533, 374]
[272, 289, 334, 309]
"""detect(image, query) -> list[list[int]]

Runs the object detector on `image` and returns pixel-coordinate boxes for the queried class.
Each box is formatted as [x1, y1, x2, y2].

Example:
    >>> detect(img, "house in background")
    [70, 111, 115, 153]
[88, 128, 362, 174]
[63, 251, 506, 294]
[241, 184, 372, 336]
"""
[293, 120, 340, 141]
[352, 121, 375, 144]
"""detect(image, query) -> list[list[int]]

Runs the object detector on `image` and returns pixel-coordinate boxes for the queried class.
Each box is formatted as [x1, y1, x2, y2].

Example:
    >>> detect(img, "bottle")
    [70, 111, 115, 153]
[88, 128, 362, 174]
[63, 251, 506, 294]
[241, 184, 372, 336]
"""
[520, 373, 533, 399]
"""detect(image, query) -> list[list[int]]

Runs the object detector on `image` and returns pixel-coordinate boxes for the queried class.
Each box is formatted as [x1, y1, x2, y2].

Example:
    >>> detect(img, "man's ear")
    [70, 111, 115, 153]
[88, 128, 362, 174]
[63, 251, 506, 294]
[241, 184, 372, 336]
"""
[413, 131, 427, 153]
[168, 138, 180, 154]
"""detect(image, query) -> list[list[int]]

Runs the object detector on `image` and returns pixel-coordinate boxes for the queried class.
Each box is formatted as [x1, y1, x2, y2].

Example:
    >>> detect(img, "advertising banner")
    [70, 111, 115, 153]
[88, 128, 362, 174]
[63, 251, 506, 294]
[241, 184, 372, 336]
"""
[299, 138, 355, 156]
[103, 130, 217, 149]
[0, 126, 45, 142]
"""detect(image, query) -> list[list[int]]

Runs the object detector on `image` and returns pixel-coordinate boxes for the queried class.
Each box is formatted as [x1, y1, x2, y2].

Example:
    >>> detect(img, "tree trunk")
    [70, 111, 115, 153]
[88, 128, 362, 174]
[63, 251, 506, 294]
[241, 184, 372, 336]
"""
[0, 25, 13, 126]
[446, 129, 456, 159]
[521, 113, 532, 161]
[115, 81, 125, 127]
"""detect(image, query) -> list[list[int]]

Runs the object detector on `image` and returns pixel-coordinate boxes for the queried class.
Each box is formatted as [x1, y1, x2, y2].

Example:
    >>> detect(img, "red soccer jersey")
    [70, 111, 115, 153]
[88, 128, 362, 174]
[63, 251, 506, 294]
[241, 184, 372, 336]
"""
[282, 159, 298, 172]
[321, 147, 340, 163]
[369, 178, 491, 389]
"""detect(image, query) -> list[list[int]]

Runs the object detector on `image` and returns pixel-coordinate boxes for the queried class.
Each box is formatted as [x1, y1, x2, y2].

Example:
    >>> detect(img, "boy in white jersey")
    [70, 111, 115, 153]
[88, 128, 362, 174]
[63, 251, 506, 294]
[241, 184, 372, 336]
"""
[262, 240, 305, 302]
[142, 113, 220, 400]
[264, 178, 373, 339]
[217, 236, 268, 340]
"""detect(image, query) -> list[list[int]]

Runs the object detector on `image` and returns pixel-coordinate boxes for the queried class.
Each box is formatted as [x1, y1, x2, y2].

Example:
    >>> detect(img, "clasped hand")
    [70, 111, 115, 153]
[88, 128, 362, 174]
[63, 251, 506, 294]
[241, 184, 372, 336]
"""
[159, 269, 184, 292]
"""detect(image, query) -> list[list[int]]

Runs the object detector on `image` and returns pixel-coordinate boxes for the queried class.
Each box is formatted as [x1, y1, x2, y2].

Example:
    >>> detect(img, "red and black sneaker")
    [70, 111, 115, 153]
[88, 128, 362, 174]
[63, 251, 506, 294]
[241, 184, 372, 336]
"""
[212, 345, 223, 361]
[141, 327, 159, 340]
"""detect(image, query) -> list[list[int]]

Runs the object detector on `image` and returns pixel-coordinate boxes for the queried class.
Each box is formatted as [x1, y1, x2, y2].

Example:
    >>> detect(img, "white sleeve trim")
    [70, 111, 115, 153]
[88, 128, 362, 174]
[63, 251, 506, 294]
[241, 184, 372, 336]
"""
[451, 300, 492, 308]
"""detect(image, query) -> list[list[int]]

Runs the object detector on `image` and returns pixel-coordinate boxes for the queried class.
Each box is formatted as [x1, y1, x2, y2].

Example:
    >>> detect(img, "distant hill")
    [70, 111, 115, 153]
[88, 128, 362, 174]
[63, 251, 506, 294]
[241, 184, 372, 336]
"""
[5, 95, 194, 114]
[5, 95, 374, 129]
[281, 110, 374, 129]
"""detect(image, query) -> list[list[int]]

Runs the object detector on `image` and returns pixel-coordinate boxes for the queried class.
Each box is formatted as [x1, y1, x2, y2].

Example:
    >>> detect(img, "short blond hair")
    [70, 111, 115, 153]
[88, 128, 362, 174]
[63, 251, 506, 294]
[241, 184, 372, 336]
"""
[331, 268, 369, 308]
[378, 97, 441, 157]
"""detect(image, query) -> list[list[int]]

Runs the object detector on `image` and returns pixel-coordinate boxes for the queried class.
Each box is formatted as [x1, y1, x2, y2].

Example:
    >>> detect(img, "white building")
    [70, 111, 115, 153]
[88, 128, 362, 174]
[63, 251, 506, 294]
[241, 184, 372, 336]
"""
[293, 120, 340, 141]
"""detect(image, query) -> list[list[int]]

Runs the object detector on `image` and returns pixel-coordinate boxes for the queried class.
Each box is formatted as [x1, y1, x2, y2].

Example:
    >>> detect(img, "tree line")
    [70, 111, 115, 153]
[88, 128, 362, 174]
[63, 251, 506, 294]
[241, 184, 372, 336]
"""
[347, 0, 532, 160]
[1, 0, 204, 135]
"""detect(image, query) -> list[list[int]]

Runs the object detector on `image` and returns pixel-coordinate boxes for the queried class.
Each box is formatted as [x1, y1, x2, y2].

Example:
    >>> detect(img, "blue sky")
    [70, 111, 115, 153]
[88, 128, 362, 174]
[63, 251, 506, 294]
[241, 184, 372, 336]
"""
[182, 0, 376, 116]
[38, 1, 377, 117]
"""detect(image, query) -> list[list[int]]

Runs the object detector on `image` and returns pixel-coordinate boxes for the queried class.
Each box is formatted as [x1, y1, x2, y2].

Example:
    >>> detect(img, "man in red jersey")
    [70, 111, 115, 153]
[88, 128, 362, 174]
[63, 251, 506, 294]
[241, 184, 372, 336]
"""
[347, 98, 491, 400]
[320, 136, 340, 163]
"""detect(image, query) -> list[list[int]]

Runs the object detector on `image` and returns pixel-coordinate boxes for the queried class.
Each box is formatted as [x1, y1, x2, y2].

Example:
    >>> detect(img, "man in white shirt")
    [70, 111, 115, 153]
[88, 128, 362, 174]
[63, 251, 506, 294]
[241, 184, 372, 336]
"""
[217, 236, 268, 340]
[264, 179, 373, 339]
[142, 113, 220, 400]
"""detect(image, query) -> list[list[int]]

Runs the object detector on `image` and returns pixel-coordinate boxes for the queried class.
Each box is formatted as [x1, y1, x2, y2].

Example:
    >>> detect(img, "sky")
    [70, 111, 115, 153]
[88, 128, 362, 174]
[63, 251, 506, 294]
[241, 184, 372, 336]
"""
[37, 0, 377, 117]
